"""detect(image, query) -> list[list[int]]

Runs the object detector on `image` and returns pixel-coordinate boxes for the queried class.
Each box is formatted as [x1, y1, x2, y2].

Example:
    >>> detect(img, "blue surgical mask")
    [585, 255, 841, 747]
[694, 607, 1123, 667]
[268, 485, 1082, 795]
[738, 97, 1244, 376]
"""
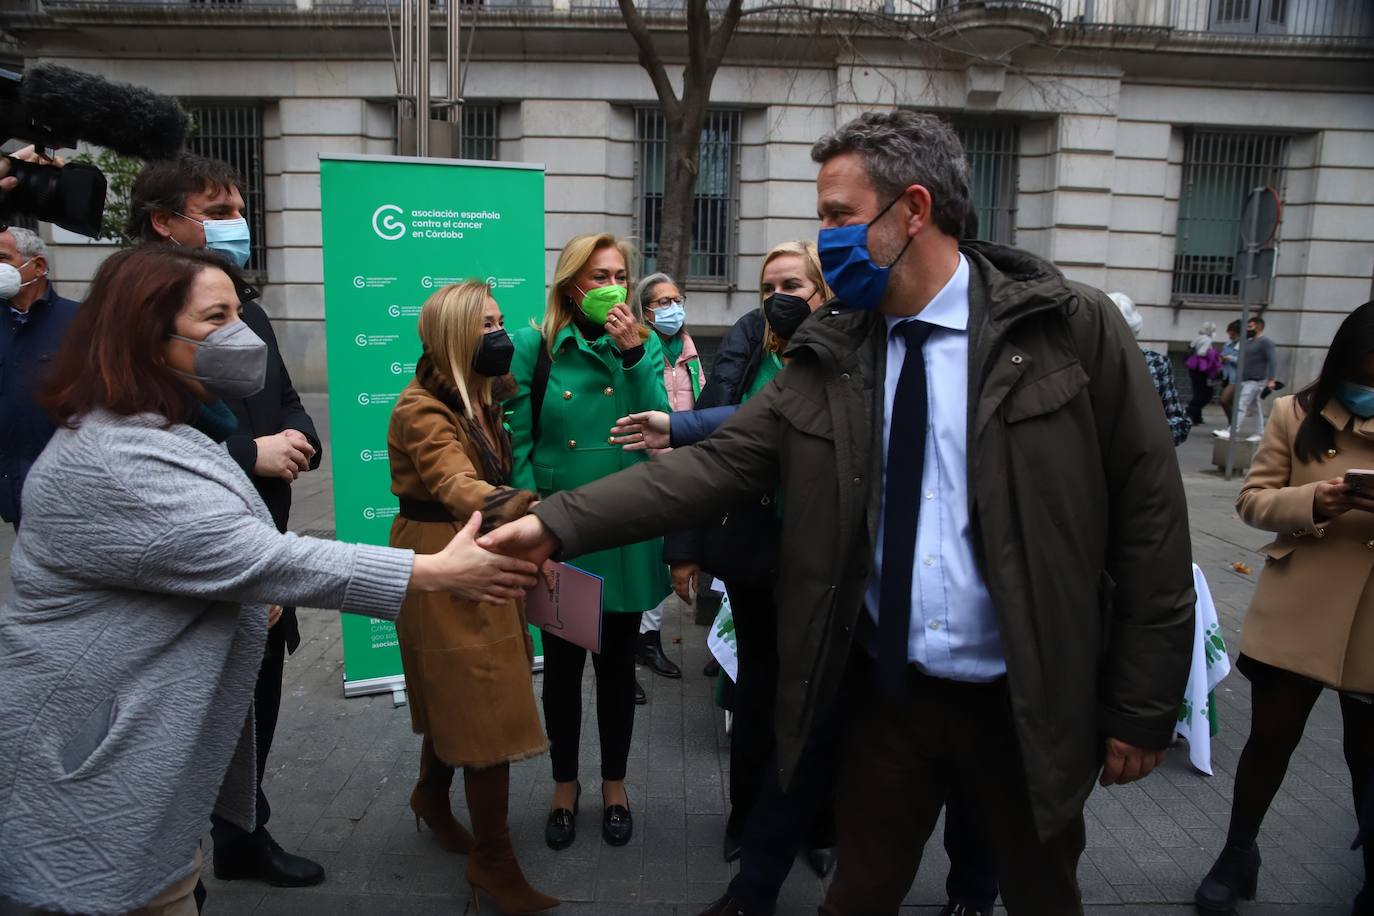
[651, 301, 686, 337]
[1340, 382, 1374, 419]
[178, 212, 252, 268]
[817, 195, 912, 311]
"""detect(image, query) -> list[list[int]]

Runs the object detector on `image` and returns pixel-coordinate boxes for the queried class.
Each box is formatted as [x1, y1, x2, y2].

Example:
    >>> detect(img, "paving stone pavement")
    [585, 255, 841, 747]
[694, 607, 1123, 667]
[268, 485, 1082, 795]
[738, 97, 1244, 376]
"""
[0, 396, 1364, 915]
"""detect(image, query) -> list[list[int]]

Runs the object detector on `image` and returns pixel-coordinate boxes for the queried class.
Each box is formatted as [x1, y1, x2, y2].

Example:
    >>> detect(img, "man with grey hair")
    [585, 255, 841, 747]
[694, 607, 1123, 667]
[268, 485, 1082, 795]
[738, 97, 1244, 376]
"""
[480, 109, 1195, 913]
[0, 225, 80, 529]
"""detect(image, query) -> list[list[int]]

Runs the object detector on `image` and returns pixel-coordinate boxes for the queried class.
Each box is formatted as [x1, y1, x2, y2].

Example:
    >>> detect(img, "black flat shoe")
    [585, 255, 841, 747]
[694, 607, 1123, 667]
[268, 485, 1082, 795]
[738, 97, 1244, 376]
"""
[1195, 842, 1260, 915]
[634, 678, 647, 705]
[722, 831, 742, 863]
[703, 659, 721, 677]
[603, 803, 633, 846]
[544, 782, 581, 851]
[213, 829, 325, 887]
[805, 846, 836, 878]
[697, 894, 743, 916]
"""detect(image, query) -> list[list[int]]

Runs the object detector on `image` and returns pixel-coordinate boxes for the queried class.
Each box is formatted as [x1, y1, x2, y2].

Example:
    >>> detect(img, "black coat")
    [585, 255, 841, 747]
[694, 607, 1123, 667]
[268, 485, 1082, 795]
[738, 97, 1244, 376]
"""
[227, 283, 322, 651]
[0, 283, 81, 526]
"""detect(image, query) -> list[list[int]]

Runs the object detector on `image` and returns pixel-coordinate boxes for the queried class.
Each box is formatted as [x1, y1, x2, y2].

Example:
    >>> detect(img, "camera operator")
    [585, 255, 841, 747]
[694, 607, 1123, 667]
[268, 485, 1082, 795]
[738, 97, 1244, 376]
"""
[0, 225, 79, 530]
[127, 153, 327, 891]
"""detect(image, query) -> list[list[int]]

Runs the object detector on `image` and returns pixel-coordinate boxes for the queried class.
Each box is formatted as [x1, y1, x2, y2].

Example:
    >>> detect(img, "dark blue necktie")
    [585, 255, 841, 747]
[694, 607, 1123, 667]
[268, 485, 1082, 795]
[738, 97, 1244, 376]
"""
[878, 319, 935, 696]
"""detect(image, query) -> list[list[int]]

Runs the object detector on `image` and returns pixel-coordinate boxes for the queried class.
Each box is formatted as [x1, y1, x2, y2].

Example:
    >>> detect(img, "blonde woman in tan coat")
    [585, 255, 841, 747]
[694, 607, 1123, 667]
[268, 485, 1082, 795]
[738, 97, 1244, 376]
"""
[387, 280, 556, 914]
[1196, 302, 1374, 916]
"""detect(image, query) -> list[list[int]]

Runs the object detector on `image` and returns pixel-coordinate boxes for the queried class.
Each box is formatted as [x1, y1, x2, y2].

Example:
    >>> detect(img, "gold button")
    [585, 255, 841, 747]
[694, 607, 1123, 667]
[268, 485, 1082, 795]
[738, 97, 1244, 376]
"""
[1366, 540, 1374, 550]
[604, 387, 615, 396]
[1327, 448, 1339, 458]
[567, 440, 577, 449]
[562, 390, 573, 400]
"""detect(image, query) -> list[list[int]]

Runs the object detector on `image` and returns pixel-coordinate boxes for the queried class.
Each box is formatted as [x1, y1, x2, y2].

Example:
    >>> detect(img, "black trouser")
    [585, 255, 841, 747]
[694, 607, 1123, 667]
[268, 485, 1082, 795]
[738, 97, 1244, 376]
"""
[1226, 655, 1374, 886]
[822, 652, 1085, 916]
[1187, 368, 1214, 423]
[723, 582, 837, 847]
[543, 611, 642, 782]
[728, 675, 845, 913]
[944, 784, 1000, 909]
[210, 620, 289, 850]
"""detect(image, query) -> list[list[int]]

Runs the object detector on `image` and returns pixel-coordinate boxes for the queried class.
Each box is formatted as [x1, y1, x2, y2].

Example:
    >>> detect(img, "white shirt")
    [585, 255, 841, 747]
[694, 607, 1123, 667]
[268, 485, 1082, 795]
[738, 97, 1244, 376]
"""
[864, 253, 1006, 682]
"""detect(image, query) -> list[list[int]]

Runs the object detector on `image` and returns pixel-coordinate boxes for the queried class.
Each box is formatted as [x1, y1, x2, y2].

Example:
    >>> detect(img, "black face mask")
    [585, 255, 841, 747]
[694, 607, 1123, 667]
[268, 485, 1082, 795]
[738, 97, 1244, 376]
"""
[473, 329, 515, 377]
[763, 293, 813, 341]
[1246, 329, 1258, 339]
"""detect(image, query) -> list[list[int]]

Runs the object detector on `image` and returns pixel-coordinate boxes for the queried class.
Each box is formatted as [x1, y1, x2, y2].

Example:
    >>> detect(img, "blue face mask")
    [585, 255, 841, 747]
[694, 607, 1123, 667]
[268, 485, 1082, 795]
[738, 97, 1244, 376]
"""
[178, 213, 252, 268]
[817, 195, 912, 311]
[650, 301, 686, 337]
[1340, 382, 1374, 419]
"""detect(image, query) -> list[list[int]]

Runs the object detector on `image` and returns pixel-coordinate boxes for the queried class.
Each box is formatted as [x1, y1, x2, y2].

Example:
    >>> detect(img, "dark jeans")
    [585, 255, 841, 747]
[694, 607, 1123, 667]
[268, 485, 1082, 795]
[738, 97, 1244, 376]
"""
[1226, 655, 1374, 886]
[1187, 368, 1214, 423]
[821, 653, 1085, 916]
[543, 610, 643, 782]
[210, 619, 289, 851]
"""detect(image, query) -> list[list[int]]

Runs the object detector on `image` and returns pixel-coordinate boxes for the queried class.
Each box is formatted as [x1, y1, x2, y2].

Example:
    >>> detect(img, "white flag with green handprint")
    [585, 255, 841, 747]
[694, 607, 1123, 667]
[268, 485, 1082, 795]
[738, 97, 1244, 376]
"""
[1177, 564, 1231, 775]
[707, 594, 738, 683]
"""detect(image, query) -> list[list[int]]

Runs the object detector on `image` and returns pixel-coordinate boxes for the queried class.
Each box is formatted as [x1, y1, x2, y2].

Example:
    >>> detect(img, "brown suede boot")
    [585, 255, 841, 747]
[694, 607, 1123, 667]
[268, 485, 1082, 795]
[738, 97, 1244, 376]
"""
[409, 737, 475, 854]
[465, 763, 559, 913]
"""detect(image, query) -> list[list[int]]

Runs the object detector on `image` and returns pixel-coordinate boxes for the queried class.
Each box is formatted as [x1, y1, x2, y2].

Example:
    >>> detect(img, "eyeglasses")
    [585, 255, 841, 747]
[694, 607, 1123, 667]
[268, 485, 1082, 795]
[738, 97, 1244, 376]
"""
[650, 296, 686, 309]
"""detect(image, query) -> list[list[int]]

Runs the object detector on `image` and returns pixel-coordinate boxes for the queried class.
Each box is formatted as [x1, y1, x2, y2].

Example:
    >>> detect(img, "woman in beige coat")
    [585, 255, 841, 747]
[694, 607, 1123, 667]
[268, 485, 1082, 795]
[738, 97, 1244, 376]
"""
[387, 280, 556, 914]
[1196, 302, 1374, 916]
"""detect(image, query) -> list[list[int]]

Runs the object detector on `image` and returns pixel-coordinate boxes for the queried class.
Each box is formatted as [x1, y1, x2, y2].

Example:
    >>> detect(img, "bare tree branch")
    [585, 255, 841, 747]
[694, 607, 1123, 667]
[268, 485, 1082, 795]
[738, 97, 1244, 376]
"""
[617, 0, 680, 119]
[706, 0, 746, 70]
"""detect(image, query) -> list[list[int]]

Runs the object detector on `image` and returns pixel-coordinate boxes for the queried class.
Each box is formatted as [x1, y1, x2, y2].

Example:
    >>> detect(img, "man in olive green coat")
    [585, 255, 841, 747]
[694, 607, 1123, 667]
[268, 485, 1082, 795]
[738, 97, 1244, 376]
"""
[485, 112, 1194, 913]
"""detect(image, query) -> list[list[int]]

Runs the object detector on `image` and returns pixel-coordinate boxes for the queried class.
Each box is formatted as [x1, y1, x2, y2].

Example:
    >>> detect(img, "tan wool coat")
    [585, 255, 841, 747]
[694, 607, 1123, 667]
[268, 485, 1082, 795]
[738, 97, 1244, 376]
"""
[1238, 395, 1374, 693]
[386, 377, 547, 767]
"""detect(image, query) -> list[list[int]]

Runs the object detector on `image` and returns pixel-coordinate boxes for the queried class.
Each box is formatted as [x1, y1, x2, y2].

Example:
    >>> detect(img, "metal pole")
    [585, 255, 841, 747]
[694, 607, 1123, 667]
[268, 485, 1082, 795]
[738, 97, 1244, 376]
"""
[451, 0, 463, 154]
[399, 0, 413, 148]
[417, 0, 430, 157]
[1224, 187, 1265, 481]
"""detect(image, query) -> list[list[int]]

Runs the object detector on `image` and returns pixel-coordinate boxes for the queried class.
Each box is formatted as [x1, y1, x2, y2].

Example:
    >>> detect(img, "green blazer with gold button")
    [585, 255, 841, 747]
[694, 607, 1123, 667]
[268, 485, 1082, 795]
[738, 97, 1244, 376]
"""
[507, 323, 672, 613]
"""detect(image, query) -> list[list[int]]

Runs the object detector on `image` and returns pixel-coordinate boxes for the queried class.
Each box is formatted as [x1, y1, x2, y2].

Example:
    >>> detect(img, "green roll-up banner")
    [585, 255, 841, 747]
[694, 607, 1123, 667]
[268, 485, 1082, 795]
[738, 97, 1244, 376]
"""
[319, 154, 546, 697]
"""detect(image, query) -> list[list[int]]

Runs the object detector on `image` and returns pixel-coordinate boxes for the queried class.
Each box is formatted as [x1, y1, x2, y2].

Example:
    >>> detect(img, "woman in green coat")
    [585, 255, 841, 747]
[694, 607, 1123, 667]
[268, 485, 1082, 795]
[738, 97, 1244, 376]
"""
[506, 232, 671, 852]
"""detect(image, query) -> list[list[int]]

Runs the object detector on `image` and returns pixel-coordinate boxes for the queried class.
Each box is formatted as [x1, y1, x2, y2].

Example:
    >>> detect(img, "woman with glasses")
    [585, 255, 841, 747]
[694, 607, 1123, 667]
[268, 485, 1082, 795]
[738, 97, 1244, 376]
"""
[629, 272, 706, 689]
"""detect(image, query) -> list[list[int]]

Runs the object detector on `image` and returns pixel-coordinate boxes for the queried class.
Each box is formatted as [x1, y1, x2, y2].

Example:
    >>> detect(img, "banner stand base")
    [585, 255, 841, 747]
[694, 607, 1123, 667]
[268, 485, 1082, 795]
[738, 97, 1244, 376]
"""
[343, 673, 408, 699]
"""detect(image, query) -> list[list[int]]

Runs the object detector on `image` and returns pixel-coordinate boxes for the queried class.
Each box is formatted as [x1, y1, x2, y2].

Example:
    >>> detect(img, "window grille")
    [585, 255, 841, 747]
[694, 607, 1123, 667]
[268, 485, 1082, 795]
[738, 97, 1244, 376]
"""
[634, 108, 741, 284]
[461, 104, 500, 161]
[1172, 130, 1289, 301]
[953, 120, 1018, 245]
[184, 101, 267, 276]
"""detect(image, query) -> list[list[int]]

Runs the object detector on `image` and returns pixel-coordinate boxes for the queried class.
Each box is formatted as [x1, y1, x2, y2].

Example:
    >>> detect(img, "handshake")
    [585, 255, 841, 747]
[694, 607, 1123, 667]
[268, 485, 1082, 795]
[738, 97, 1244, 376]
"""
[410, 508, 559, 605]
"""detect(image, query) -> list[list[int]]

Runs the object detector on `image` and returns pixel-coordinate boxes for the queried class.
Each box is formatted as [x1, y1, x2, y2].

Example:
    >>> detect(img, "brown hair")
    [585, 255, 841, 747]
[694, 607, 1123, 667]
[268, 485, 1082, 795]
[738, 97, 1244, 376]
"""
[126, 153, 242, 243]
[42, 244, 244, 428]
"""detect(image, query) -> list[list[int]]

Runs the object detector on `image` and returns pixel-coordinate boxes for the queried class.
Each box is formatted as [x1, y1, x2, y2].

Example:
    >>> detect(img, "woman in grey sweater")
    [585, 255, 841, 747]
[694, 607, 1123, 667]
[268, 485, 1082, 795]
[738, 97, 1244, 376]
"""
[0, 245, 540, 916]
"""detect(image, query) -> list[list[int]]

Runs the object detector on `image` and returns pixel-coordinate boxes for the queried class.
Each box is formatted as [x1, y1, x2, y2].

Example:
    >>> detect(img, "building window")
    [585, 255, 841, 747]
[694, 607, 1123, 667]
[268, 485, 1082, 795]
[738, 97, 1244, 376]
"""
[184, 101, 266, 276]
[1172, 130, 1289, 301]
[635, 108, 741, 284]
[461, 104, 500, 161]
[953, 119, 1018, 245]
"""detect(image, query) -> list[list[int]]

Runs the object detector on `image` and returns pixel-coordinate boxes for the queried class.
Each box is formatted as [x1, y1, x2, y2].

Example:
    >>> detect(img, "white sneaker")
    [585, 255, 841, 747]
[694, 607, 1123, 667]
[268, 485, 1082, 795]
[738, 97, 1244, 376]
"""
[1246, 435, 1262, 443]
[1213, 429, 1231, 439]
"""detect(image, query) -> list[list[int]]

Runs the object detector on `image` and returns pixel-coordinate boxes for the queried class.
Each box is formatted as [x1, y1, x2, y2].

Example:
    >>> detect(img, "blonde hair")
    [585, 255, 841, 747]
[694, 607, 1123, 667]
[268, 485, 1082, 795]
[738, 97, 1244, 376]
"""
[416, 279, 494, 419]
[760, 240, 832, 354]
[539, 232, 647, 355]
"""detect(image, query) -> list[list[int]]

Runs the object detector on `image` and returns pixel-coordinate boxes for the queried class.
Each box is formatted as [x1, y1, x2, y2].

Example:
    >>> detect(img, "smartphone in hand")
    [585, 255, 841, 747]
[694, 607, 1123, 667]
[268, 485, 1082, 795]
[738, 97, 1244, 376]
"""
[1344, 469, 1374, 493]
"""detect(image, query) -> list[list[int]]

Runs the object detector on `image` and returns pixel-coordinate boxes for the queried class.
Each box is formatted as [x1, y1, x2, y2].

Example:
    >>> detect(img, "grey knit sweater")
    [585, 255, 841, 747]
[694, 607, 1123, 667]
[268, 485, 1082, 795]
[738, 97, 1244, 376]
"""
[0, 410, 414, 914]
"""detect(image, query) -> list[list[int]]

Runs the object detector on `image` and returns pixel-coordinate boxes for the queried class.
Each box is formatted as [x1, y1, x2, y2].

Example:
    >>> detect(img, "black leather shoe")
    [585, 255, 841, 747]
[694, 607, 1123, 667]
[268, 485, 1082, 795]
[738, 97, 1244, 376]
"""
[698, 893, 743, 916]
[544, 782, 581, 851]
[636, 630, 683, 678]
[213, 830, 325, 887]
[634, 678, 647, 705]
[722, 831, 742, 863]
[805, 846, 837, 878]
[1195, 842, 1260, 915]
[939, 902, 993, 916]
[603, 803, 633, 846]
[703, 658, 721, 677]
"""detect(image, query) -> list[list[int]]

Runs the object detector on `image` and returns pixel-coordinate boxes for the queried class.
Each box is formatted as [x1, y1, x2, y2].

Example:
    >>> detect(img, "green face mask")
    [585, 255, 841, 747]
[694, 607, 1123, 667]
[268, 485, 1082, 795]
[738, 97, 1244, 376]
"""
[577, 283, 628, 325]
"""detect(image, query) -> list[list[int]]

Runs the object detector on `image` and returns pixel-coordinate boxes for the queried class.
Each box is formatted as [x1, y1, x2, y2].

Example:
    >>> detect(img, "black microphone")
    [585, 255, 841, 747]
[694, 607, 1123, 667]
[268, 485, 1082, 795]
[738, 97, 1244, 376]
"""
[19, 64, 190, 160]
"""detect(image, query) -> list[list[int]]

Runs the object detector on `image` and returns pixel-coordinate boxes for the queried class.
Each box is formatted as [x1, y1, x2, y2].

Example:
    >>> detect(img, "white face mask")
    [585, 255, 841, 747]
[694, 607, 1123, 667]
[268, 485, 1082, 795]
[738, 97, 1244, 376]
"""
[0, 259, 40, 300]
